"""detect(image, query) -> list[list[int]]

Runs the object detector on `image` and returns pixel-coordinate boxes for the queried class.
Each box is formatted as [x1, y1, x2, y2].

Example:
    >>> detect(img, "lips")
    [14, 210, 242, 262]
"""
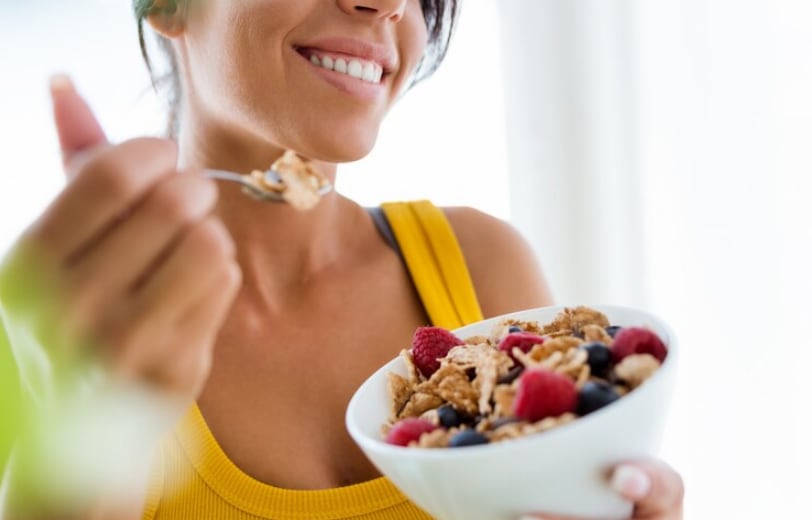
[293, 37, 398, 100]
[300, 48, 384, 84]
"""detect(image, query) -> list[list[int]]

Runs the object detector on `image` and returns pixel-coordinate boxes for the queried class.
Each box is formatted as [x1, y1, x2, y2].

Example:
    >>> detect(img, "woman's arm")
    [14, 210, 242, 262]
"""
[443, 206, 555, 317]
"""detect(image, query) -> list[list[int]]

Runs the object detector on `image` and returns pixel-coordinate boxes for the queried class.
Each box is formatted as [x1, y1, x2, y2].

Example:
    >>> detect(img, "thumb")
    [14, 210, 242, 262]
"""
[49, 75, 108, 175]
[610, 460, 684, 518]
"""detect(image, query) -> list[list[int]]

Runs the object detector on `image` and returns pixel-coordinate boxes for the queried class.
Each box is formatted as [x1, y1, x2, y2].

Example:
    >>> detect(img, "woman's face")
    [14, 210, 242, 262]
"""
[178, 0, 429, 163]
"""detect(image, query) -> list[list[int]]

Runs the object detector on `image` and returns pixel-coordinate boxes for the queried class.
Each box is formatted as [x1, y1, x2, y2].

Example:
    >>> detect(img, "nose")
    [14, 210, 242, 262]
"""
[336, 0, 408, 22]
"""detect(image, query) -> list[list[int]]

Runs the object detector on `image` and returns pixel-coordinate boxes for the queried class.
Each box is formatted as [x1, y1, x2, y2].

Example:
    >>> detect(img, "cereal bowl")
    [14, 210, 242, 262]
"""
[345, 305, 677, 520]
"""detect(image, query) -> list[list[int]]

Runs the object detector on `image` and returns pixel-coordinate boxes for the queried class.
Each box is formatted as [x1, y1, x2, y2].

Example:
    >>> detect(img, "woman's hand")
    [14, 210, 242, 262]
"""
[0, 75, 242, 517]
[11, 76, 242, 398]
[521, 459, 684, 520]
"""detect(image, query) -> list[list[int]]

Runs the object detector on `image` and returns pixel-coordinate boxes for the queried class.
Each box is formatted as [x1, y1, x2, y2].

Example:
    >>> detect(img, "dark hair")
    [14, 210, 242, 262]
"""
[133, 0, 460, 136]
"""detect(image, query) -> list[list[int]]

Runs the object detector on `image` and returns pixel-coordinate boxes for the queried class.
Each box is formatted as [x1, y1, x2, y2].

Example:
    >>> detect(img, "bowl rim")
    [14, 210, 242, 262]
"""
[346, 303, 677, 460]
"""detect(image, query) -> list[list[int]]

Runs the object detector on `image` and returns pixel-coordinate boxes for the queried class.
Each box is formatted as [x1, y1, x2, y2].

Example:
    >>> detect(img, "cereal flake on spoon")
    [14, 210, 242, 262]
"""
[249, 150, 330, 211]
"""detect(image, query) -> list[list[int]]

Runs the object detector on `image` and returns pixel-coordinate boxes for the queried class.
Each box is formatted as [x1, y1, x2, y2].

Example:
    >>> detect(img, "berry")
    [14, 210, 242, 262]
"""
[449, 429, 490, 447]
[508, 325, 523, 333]
[437, 404, 467, 428]
[605, 325, 623, 338]
[611, 327, 667, 363]
[577, 381, 620, 416]
[512, 369, 578, 422]
[385, 418, 438, 447]
[581, 342, 612, 377]
[498, 332, 545, 363]
[410, 326, 464, 378]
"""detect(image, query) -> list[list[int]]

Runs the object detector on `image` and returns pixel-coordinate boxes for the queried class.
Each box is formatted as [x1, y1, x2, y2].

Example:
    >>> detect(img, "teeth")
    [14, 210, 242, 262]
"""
[347, 60, 364, 79]
[309, 52, 383, 84]
[362, 63, 376, 83]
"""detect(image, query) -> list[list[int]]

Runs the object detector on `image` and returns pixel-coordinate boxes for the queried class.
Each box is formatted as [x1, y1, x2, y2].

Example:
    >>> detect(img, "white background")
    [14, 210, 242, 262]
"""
[2, 1, 811, 518]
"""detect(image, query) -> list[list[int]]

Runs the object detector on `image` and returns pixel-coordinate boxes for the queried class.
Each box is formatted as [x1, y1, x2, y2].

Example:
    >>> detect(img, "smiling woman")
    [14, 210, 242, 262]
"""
[0, 1, 684, 520]
[133, 0, 458, 140]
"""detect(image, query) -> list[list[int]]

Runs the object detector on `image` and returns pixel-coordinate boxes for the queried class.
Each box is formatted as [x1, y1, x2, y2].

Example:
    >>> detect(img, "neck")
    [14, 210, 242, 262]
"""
[175, 118, 362, 309]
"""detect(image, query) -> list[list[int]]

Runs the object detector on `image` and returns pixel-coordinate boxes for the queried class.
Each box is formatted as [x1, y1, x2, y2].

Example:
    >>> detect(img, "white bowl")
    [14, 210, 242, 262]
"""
[346, 305, 677, 520]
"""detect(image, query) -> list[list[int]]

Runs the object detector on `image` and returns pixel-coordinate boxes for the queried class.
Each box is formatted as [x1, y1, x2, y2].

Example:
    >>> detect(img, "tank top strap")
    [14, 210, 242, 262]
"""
[380, 200, 484, 329]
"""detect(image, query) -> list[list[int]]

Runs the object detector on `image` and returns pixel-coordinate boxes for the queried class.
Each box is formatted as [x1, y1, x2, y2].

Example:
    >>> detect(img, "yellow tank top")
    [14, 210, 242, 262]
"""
[143, 200, 484, 519]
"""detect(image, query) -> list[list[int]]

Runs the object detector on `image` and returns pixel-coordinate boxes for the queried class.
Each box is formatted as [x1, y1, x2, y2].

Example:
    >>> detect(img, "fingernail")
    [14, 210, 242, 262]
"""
[611, 464, 652, 499]
[49, 74, 75, 93]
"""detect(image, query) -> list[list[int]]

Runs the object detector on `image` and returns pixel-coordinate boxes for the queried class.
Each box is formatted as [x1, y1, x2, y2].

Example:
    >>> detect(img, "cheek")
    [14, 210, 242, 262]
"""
[401, 5, 430, 77]
[181, 1, 429, 163]
[185, 4, 286, 118]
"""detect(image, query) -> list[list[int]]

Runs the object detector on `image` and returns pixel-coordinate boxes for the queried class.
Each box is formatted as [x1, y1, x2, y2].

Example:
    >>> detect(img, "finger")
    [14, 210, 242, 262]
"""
[49, 75, 107, 172]
[66, 174, 217, 308]
[129, 217, 236, 321]
[610, 460, 684, 518]
[95, 218, 234, 379]
[152, 262, 242, 395]
[112, 256, 241, 396]
[177, 262, 242, 347]
[31, 138, 178, 262]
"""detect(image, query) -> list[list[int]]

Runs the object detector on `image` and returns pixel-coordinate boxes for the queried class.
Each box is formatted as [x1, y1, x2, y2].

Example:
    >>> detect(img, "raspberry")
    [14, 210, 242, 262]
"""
[497, 332, 545, 363]
[385, 418, 438, 447]
[611, 327, 667, 363]
[512, 369, 577, 422]
[410, 326, 464, 378]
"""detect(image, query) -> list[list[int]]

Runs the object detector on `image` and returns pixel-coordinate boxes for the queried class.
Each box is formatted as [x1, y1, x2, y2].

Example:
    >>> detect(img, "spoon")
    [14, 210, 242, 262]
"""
[203, 167, 333, 203]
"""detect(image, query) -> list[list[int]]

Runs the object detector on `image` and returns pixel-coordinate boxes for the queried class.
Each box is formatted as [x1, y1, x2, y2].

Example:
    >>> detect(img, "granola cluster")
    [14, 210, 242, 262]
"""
[384, 306, 666, 448]
[248, 150, 330, 210]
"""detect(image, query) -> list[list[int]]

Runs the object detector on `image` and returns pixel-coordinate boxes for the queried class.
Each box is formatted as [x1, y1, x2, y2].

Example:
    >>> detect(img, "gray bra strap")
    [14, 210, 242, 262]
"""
[367, 206, 405, 262]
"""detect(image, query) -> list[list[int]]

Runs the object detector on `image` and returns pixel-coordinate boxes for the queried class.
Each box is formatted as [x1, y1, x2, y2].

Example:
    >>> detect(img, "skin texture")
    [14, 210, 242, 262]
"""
[2, 1, 683, 518]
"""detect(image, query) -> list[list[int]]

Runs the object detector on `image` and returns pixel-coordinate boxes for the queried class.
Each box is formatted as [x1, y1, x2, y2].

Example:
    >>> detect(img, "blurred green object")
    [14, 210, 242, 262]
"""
[0, 242, 180, 511]
[0, 315, 21, 474]
[0, 242, 33, 483]
[0, 240, 75, 502]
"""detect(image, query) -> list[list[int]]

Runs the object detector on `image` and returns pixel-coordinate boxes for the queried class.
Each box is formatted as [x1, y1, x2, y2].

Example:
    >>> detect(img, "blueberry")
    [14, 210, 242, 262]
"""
[508, 325, 523, 333]
[437, 405, 464, 428]
[577, 381, 620, 416]
[605, 325, 623, 338]
[449, 430, 490, 447]
[497, 365, 524, 385]
[581, 341, 612, 378]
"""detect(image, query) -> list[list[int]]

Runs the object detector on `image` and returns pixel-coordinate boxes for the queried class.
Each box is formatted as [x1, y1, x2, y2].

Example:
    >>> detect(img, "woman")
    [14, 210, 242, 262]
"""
[1, 0, 683, 518]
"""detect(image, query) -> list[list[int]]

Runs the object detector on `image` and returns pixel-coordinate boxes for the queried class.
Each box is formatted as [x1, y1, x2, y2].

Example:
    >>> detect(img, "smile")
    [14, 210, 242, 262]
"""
[298, 49, 385, 85]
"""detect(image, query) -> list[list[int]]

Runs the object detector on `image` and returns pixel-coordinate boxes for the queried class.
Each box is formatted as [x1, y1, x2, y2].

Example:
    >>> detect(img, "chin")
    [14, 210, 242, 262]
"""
[298, 127, 380, 163]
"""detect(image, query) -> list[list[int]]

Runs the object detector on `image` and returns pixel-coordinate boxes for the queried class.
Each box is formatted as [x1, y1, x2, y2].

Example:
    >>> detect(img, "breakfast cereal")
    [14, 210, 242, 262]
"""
[383, 306, 667, 448]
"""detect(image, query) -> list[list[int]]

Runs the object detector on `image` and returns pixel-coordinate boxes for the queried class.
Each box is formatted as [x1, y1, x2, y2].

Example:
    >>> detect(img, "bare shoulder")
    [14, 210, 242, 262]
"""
[441, 206, 554, 318]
